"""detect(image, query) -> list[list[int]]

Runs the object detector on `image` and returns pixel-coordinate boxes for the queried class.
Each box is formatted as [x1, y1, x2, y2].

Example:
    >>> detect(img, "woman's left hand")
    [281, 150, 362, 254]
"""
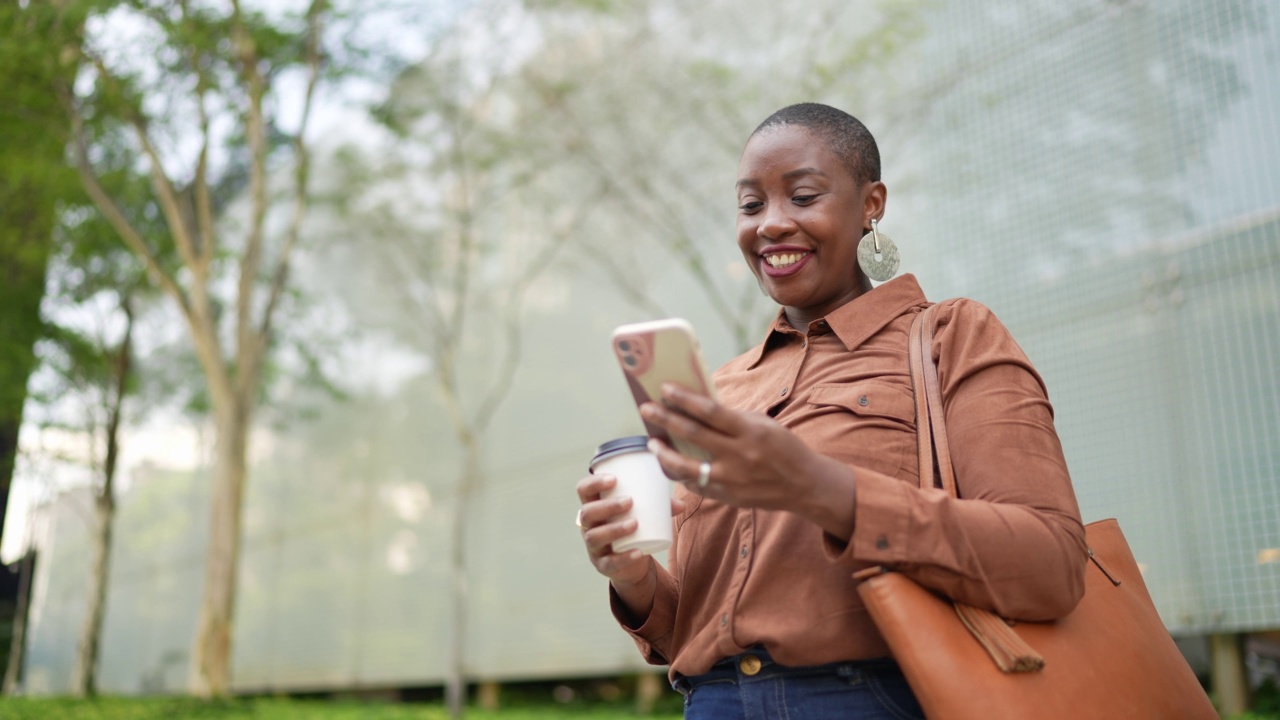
[640, 383, 844, 513]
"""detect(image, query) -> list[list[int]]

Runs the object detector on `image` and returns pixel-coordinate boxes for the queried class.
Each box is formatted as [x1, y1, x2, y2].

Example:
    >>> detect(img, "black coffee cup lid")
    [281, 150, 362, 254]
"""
[589, 435, 650, 471]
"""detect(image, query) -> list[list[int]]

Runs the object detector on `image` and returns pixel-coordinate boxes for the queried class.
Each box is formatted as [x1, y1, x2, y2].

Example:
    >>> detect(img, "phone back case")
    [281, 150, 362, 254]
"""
[612, 319, 716, 461]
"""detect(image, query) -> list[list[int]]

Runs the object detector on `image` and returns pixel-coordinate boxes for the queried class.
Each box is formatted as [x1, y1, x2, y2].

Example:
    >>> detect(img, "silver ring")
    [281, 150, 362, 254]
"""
[697, 461, 712, 488]
[575, 508, 585, 528]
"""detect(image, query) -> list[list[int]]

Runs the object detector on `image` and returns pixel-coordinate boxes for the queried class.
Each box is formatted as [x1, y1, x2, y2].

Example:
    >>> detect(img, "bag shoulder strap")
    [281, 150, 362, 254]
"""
[908, 303, 956, 497]
[906, 301, 1046, 673]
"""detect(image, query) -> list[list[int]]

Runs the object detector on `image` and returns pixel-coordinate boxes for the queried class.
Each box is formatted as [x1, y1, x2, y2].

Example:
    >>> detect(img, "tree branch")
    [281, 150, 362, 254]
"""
[83, 52, 202, 275]
[543, 94, 748, 343]
[443, 111, 474, 358]
[253, 0, 326, 384]
[188, 11, 216, 272]
[230, 0, 269, 398]
[100, 297, 133, 510]
[575, 240, 667, 318]
[61, 87, 192, 321]
[472, 191, 597, 433]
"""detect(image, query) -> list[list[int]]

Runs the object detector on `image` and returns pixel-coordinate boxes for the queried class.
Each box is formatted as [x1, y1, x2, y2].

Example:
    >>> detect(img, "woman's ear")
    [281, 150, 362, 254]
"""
[863, 181, 888, 229]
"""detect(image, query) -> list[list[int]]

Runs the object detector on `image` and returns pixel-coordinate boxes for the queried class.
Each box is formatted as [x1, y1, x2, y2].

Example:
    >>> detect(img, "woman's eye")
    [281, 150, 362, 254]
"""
[738, 200, 763, 212]
[792, 195, 817, 205]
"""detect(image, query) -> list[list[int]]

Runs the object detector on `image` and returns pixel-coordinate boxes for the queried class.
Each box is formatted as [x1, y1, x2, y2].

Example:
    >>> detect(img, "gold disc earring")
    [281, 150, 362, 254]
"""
[857, 219, 899, 282]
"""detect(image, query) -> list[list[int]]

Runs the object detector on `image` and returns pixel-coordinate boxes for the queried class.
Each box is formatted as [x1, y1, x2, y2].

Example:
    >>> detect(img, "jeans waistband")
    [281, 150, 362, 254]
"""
[671, 648, 903, 696]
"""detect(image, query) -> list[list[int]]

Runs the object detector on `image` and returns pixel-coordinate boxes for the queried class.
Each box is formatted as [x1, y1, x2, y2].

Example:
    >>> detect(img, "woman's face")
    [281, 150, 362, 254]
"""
[735, 125, 885, 326]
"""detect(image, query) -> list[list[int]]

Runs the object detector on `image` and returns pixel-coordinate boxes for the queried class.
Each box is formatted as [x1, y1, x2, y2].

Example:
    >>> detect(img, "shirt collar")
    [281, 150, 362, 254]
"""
[746, 274, 929, 368]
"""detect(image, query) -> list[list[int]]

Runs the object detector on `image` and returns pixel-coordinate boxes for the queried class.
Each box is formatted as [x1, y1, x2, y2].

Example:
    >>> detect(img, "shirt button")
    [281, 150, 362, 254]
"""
[779, 387, 788, 396]
[740, 545, 749, 558]
[858, 396, 869, 407]
[739, 655, 762, 676]
[876, 535, 890, 550]
[721, 614, 729, 627]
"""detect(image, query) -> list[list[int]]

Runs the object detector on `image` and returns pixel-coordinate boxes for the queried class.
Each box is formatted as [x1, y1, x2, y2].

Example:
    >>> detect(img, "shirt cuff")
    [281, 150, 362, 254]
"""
[608, 564, 679, 665]
[822, 466, 915, 566]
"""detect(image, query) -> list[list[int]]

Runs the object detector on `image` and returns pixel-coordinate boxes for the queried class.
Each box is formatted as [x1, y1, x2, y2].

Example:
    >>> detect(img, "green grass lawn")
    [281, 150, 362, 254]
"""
[0, 697, 685, 720]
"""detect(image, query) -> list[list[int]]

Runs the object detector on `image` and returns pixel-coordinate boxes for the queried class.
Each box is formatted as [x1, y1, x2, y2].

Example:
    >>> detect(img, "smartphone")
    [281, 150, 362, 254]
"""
[612, 318, 717, 461]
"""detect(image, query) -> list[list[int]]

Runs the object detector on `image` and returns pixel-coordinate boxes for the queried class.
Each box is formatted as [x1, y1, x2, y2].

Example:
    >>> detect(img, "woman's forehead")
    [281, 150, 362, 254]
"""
[738, 126, 839, 178]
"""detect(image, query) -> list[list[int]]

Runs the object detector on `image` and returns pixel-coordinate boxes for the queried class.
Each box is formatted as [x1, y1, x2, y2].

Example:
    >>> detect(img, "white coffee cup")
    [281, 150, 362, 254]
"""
[589, 436, 672, 555]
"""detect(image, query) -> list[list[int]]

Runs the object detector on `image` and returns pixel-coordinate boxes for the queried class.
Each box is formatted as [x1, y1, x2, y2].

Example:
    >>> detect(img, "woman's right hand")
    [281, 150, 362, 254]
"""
[575, 473, 685, 594]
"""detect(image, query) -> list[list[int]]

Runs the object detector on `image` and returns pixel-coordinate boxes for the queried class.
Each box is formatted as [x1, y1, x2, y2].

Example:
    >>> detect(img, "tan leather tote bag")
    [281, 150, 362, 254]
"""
[855, 304, 1218, 720]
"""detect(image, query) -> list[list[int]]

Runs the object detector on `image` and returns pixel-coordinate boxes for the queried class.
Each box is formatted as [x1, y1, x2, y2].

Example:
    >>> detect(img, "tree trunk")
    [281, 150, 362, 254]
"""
[71, 306, 130, 696]
[189, 401, 250, 698]
[1, 551, 36, 694]
[445, 435, 483, 719]
[70, 493, 113, 696]
[0, 0, 71, 553]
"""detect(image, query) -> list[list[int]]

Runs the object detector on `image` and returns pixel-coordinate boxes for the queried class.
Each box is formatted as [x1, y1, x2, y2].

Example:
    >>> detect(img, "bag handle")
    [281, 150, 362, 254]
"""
[905, 303, 1046, 673]
[908, 304, 955, 496]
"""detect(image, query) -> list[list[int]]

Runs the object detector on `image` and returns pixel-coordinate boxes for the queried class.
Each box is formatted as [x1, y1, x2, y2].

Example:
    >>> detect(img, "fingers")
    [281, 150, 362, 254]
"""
[576, 473, 616, 504]
[638, 384, 751, 461]
[575, 475, 640, 553]
[580, 506, 652, 586]
[578, 494, 633, 536]
[577, 473, 656, 585]
[594, 548, 650, 584]
[646, 438, 706, 491]
[658, 383, 743, 434]
[640, 401, 726, 460]
[582, 514, 639, 555]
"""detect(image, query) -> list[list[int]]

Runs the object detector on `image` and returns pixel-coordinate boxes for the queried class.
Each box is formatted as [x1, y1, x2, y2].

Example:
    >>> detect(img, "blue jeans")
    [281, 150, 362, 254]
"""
[673, 648, 925, 720]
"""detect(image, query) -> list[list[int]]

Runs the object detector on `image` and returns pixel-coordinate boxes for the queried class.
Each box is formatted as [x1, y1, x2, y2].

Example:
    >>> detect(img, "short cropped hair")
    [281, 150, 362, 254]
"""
[751, 103, 881, 186]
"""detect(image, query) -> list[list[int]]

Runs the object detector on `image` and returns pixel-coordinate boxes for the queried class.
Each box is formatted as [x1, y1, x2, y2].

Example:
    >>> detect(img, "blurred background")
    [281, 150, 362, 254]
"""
[1, 0, 1277, 716]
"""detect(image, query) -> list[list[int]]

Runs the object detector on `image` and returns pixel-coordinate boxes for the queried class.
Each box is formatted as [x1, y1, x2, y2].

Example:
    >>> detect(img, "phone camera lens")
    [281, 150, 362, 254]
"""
[618, 340, 631, 351]
[623, 355, 637, 367]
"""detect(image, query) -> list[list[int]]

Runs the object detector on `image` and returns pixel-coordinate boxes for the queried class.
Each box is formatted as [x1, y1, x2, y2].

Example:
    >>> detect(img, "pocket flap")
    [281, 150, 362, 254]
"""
[808, 382, 915, 423]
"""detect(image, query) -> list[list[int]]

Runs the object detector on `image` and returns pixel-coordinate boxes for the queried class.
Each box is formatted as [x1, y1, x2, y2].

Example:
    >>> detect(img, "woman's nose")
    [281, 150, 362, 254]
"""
[757, 204, 797, 240]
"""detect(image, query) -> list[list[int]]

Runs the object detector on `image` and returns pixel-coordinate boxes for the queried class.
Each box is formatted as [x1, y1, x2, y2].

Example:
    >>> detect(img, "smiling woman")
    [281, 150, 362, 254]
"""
[574, 103, 1091, 720]
[733, 117, 882, 328]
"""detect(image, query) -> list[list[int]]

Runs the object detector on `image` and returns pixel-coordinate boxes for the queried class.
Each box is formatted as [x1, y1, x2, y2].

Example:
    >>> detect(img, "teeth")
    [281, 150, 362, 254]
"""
[765, 252, 808, 268]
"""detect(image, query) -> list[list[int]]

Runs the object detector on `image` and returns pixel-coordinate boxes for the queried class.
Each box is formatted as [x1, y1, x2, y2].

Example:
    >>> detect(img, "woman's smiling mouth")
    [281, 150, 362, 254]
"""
[761, 250, 812, 277]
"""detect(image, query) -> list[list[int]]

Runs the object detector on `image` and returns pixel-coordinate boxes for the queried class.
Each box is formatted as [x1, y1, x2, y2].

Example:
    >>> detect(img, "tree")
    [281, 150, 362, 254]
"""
[2, 238, 147, 697]
[506, 0, 932, 350]
[0, 1, 88, 688]
[0, 0, 83, 558]
[53, 0, 327, 696]
[36, 293, 138, 697]
[325, 5, 613, 712]
[38, 161, 164, 695]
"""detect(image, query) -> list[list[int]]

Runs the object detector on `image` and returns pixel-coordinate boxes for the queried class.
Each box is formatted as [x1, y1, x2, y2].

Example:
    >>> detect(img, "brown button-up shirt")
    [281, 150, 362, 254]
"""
[610, 274, 1087, 679]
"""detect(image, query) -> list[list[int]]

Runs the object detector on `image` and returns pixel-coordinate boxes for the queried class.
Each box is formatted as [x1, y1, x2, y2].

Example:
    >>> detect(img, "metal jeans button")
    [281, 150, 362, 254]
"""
[739, 655, 762, 676]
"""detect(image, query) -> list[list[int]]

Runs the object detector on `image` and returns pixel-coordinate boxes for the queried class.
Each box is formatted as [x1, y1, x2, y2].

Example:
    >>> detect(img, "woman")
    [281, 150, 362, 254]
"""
[575, 103, 1087, 719]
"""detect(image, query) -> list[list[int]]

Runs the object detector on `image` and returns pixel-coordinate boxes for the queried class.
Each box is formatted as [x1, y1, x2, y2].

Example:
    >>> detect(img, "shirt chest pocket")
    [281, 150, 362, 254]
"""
[802, 381, 918, 480]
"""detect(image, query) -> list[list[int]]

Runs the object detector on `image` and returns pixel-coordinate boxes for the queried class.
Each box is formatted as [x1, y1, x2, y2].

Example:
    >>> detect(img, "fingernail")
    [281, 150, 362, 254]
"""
[647, 439, 661, 454]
